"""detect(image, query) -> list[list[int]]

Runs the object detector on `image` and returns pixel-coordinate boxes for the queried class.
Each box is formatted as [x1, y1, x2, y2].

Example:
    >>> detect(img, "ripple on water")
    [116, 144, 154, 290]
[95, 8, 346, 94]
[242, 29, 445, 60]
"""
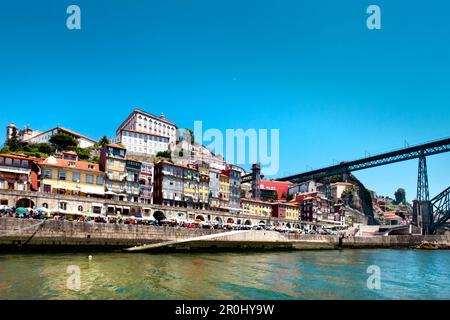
[1, 250, 450, 299]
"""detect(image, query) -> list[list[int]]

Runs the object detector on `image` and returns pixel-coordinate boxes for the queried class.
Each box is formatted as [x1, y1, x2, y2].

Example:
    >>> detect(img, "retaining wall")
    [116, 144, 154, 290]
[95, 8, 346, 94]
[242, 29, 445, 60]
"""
[0, 218, 223, 251]
[1, 218, 449, 252]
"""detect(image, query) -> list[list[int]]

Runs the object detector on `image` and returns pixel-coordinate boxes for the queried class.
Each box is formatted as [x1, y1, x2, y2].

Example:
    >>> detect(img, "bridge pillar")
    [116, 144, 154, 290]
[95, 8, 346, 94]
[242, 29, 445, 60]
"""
[417, 155, 429, 201]
[413, 200, 433, 235]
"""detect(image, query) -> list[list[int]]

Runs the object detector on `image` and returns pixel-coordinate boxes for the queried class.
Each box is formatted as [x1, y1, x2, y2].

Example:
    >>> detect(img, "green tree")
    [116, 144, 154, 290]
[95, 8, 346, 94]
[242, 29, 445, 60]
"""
[75, 147, 91, 160]
[271, 191, 279, 201]
[0, 146, 11, 154]
[394, 188, 406, 205]
[98, 136, 110, 147]
[49, 133, 78, 151]
[286, 194, 294, 201]
[183, 128, 195, 144]
[156, 150, 171, 159]
[36, 143, 56, 155]
[6, 127, 21, 151]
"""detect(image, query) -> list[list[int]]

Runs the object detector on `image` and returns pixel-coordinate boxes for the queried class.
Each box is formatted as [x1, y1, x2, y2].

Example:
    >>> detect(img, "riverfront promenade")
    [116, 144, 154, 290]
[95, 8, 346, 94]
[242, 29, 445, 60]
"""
[1, 217, 449, 252]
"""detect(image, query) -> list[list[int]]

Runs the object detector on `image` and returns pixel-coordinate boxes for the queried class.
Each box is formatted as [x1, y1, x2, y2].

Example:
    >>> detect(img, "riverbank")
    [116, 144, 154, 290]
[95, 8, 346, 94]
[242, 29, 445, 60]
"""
[1, 218, 449, 252]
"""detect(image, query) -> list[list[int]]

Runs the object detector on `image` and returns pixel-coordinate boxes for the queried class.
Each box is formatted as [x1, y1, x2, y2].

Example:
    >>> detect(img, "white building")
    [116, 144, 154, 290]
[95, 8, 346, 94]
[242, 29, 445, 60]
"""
[23, 127, 96, 148]
[330, 182, 353, 201]
[288, 180, 319, 195]
[113, 108, 177, 156]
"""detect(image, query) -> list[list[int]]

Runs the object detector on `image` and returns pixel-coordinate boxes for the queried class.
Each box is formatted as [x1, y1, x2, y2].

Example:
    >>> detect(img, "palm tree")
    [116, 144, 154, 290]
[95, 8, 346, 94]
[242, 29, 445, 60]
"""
[98, 136, 110, 147]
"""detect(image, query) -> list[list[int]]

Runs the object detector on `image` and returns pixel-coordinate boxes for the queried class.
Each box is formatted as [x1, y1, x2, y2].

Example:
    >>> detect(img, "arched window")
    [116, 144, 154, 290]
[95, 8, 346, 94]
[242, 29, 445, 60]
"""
[43, 203, 48, 209]
[78, 206, 83, 212]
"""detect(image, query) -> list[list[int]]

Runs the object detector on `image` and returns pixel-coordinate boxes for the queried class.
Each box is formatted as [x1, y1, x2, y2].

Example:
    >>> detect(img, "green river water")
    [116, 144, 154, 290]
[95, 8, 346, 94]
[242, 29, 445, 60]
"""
[0, 249, 449, 299]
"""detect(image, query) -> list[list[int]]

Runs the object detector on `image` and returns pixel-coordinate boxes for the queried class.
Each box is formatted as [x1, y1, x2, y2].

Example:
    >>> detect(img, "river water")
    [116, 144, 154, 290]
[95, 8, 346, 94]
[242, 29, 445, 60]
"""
[0, 249, 449, 299]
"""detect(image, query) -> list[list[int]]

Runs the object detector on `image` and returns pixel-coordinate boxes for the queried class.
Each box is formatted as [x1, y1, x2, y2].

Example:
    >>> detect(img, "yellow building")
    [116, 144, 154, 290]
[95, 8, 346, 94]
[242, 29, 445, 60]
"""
[271, 202, 301, 221]
[40, 156, 105, 198]
[285, 203, 300, 220]
[241, 198, 272, 218]
[219, 174, 230, 209]
[100, 144, 128, 201]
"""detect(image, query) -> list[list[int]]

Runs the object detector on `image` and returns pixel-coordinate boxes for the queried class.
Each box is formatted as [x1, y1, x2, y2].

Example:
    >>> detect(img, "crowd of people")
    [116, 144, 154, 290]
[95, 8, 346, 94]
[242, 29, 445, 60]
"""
[0, 206, 47, 220]
[0, 206, 333, 234]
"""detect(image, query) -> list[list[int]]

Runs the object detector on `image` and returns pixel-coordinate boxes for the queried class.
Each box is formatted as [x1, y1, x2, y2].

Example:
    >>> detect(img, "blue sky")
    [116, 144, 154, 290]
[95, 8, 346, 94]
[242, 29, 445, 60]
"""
[0, 0, 449, 201]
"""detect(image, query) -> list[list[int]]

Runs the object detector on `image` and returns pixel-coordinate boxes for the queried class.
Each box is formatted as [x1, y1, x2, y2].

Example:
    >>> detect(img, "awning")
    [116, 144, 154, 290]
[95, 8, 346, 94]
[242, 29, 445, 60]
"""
[0, 167, 31, 175]
[90, 203, 103, 207]
[80, 186, 105, 195]
[54, 185, 80, 191]
[84, 212, 101, 218]
[54, 209, 82, 215]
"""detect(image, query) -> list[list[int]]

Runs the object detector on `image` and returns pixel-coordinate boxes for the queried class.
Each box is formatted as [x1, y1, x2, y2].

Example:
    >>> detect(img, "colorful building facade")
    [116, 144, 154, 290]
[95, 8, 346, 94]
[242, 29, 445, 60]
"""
[0, 154, 40, 194]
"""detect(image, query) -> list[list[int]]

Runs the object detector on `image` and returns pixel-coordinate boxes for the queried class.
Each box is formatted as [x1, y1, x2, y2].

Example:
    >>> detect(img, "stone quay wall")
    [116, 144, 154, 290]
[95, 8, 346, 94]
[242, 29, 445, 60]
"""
[1, 218, 449, 252]
[0, 218, 224, 251]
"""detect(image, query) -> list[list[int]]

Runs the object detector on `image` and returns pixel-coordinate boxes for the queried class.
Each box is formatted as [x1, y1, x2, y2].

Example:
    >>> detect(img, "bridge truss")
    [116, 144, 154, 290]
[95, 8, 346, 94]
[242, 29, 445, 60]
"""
[276, 136, 450, 234]
[430, 186, 450, 233]
[278, 136, 450, 183]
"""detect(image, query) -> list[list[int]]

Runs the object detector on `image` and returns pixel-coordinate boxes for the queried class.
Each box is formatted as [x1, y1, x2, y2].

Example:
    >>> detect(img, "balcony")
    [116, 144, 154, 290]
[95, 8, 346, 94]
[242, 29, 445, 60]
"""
[0, 165, 31, 175]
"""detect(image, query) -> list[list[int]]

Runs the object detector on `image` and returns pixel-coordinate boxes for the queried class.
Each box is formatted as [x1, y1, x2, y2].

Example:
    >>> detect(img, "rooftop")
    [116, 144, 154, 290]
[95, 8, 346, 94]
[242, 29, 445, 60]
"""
[241, 198, 273, 206]
[106, 143, 127, 150]
[23, 126, 97, 143]
[41, 156, 101, 172]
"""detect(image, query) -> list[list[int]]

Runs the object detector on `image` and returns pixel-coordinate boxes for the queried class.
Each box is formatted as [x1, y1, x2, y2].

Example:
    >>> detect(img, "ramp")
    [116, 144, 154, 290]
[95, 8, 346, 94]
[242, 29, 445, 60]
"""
[124, 230, 251, 252]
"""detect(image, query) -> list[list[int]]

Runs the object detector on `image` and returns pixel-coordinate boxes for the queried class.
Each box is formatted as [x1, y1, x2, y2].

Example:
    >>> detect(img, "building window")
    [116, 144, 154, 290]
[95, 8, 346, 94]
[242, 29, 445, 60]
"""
[72, 172, 80, 182]
[60, 202, 67, 210]
[43, 184, 51, 193]
[58, 171, 66, 181]
[44, 169, 52, 179]
[17, 183, 25, 191]
[43, 203, 48, 208]
[78, 206, 83, 212]
[96, 176, 104, 185]
[86, 175, 94, 184]
[92, 206, 101, 214]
